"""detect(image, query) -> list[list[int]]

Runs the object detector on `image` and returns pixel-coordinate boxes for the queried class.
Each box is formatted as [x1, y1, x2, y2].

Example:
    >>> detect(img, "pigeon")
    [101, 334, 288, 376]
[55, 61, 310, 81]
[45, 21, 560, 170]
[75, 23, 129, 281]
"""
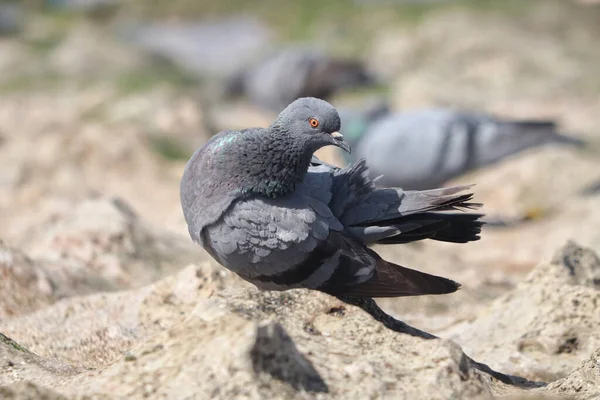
[180, 97, 484, 298]
[581, 179, 600, 197]
[118, 18, 271, 78]
[0, 3, 24, 36]
[225, 47, 377, 113]
[339, 106, 586, 190]
[336, 99, 391, 162]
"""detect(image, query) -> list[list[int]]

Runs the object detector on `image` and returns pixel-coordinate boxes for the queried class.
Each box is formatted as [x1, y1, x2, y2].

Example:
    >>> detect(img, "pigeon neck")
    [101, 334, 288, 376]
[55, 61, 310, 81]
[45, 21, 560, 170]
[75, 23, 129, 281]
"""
[239, 127, 314, 199]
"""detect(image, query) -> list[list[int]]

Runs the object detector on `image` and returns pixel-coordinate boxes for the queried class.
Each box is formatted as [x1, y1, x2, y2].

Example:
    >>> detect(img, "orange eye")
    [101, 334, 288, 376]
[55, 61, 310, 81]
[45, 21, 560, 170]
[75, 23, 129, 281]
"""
[309, 118, 319, 128]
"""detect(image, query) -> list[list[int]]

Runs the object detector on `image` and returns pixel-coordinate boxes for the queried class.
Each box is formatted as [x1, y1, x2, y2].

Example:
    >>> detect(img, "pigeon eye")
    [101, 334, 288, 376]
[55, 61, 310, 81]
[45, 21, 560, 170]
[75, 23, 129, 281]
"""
[309, 118, 319, 128]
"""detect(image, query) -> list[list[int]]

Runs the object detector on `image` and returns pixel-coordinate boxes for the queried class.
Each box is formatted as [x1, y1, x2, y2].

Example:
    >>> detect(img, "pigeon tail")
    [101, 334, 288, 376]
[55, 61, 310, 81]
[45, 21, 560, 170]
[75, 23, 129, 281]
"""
[511, 120, 557, 130]
[322, 256, 460, 298]
[508, 120, 586, 148]
[341, 181, 484, 245]
[377, 212, 485, 244]
[549, 132, 587, 148]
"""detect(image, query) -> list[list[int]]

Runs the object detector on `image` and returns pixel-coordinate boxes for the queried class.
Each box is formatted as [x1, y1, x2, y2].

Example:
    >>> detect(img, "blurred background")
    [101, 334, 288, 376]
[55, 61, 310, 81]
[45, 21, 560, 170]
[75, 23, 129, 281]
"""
[2, 0, 600, 385]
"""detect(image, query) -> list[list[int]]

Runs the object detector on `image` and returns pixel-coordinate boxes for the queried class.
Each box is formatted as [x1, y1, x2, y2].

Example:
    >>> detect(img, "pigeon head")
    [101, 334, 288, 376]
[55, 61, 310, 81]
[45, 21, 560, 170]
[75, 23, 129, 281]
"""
[272, 97, 351, 154]
[195, 98, 350, 200]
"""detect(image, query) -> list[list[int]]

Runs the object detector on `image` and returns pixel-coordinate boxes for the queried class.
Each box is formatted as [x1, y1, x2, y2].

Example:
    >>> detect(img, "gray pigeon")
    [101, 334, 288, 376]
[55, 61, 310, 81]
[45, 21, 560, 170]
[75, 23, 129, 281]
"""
[0, 3, 24, 36]
[180, 97, 484, 298]
[225, 47, 377, 113]
[118, 17, 272, 78]
[581, 179, 600, 197]
[340, 107, 586, 190]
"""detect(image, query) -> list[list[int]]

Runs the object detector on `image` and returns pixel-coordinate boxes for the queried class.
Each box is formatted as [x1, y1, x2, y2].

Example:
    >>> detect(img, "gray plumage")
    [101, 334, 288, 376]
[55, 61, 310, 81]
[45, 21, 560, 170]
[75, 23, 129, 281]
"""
[225, 47, 377, 112]
[181, 97, 484, 298]
[581, 179, 600, 197]
[118, 18, 271, 78]
[0, 3, 24, 36]
[341, 107, 586, 190]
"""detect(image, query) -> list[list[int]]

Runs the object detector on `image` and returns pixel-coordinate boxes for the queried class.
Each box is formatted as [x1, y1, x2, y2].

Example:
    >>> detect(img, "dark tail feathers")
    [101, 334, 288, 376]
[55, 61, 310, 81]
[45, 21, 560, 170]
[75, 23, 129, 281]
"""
[360, 185, 485, 245]
[338, 257, 460, 298]
[379, 212, 485, 244]
[513, 120, 587, 148]
[513, 120, 557, 130]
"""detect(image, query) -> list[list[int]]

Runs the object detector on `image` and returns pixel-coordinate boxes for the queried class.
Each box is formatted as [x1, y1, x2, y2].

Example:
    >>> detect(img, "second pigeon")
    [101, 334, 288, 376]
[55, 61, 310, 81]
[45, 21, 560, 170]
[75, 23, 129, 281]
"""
[339, 105, 586, 190]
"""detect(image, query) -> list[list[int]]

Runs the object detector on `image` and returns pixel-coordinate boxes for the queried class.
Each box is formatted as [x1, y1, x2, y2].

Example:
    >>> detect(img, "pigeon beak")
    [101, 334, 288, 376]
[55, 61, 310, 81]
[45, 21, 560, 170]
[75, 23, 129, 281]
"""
[330, 131, 351, 154]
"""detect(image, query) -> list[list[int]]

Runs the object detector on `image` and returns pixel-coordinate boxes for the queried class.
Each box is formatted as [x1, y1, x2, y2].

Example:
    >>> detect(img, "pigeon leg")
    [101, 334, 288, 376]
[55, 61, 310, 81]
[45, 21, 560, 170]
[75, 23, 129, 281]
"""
[336, 295, 546, 389]
[336, 295, 435, 339]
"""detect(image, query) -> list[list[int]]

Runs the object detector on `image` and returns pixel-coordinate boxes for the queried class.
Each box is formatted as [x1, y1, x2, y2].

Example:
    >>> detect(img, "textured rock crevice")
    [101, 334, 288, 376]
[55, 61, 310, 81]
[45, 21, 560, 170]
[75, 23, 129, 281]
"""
[250, 322, 329, 393]
[443, 241, 600, 384]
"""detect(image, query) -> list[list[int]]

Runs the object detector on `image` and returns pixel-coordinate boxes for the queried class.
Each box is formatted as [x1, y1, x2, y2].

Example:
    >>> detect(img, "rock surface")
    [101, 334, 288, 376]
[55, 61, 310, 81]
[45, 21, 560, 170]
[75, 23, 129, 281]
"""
[444, 242, 600, 383]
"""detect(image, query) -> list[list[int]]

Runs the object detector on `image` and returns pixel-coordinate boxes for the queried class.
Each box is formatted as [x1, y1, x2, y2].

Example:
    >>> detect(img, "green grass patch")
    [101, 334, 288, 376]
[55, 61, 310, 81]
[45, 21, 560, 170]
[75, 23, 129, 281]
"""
[124, 0, 535, 40]
[115, 64, 198, 96]
[148, 134, 194, 162]
[0, 332, 33, 354]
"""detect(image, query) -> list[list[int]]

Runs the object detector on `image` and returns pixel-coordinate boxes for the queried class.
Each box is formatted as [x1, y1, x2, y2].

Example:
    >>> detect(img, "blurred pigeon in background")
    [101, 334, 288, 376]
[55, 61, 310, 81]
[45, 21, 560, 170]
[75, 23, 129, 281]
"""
[118, 17, 272, 78]
[336, 98, 391, 157]
[0, 3, 24, 36]
[339, 106, 586, 190]
[225, 46, 378, 112]
[181, 97, 483, 298]
[581, 179, 600, 196]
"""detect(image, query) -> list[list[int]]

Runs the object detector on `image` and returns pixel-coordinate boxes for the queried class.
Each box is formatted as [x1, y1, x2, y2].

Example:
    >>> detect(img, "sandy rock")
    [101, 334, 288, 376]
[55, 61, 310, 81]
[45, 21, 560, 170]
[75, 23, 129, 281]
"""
[0, 381, 74, 400]
[0, 332, 83, 390]
[450, 146, 600, 221]
[370, 8, 600, 114]
[443, 242, 600, 382]
[543, 347, 600, 399]
[23, 196, 209, 290]
[0, 243, 57, 322]
[208, 102, 274, 132]
[0, 196, 213, 322]
[0, 86, 207, 245]
[1, 263, 234, 370]
[0, 240, 119, 322]
[66, 307, 494, 399]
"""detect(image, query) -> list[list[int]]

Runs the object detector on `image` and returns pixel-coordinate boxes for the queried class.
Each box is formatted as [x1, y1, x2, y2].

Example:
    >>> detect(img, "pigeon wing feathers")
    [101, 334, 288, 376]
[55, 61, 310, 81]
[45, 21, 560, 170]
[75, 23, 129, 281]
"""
[322, 158, 483, 245]
[204, 182, 346, 285]
[254, 230, 377, 292]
